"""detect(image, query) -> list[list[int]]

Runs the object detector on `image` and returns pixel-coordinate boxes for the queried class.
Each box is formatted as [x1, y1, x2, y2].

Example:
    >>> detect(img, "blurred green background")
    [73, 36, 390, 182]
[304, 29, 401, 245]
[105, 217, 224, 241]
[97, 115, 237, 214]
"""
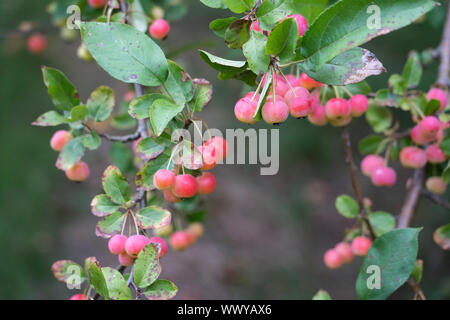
[0, 0, 449, 299]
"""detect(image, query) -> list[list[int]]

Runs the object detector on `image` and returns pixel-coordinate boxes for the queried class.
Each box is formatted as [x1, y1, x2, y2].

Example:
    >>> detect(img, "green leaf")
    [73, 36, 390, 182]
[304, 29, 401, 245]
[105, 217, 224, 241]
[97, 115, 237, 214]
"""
[389, 74, 407, 96]
[51, 260, 85, 285]
[312, 289, 332, 300]
[136, 137, 165, 160]
[102, 267, 132, 300]
[95, 211, 126, 238]
[87, 259, 109, 300]
[366, 105, 392, 133]
[87, 86, 115, 122]
[91, 194, 122, 217]
[200, 0, 226, 9]
[257, 0, 295, 30]
[136, 152, 174, 190]
[243, 31, 270, 74]
[129, 93, 171, 119]
[135, 206, 172, 230]
[424, 99, 441, 116]
[375, 89, 401, 107]
[110, 142, 134, 174]
[442, 160, 450, 184]
[143, 279, 178, 300]
[210, 17, 237, 38]
[102, 165, 131, 205]
[218, 70, 258, 86]
[80, 22, 168, 86]
[189, 79, 213, 112]
[81, 131, 101, 150]
[358, 135, 385, 155]
[300, 47, 385, 85]
[42, 66, 80, 111]
[224, 19, 251, 49]
[199, 50, 247, 73]
[356, 228, 421, 300]
[266, 18, 298, 59]
[440, 136, 450, 157]
[163, 60, 194, 105]
[433, 223, 450, 250]
[32, 110, 68, 126]
[111, 114, 137, 130]
[402, 51, 422, 88]
[300, 0, 437, 71]
[56, 138, 85, 170]
[133, 243, 162, 288]
[150, 99, 185, 136]
[368, 211, 396, 237]
[129, 0, 148, 33]
[411, 259, 423, 284]
[253, 72, 272, 120]
[335, 194, 359, 218]
[292, 0, 329, 23]
[223, 0, 254, 13]
[69, 105, 88, 122]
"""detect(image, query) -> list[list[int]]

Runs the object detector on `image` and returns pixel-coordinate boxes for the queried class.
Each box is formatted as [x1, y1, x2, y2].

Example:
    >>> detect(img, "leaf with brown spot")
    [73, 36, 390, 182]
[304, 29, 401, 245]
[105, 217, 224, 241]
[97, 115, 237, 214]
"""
[135, 206, 172, 230]
[102, 267, 132, 300]
[51, 260, 85, 284]
[133, 243, 162, 289]
[434, 224, 450, 250]
[143, 279, 178, 300]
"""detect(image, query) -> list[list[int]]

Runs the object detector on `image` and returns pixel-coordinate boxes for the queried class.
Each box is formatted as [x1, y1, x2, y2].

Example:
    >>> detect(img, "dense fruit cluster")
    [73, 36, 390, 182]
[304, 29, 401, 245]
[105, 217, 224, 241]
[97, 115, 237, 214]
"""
[323, 236, 372, 269]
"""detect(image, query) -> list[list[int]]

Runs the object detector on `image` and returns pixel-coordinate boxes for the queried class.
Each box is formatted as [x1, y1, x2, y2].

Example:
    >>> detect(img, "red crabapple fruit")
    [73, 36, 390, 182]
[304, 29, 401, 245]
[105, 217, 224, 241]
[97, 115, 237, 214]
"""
[288, 96, 312, 118]
[289, 14, 308, 37]
[108, 234, 127, 255]
[427, 88, 448, 111]
[88, 0, 107, 9]
[197, 172, 217, 195]
[70, 294, 89, 300]
[425, 144, 447, 163]
[250, 20, 262, 33]
[153, 169, 176, 190]
[419, 116, 441, 138]
[426, 176, 447, 195]
[299, 73, 323, 90]
[149, 19, 170, 39]
[172, 174, 198, 198]
[335, 242, 354, 264]
[371, 166, 396, 187]
[325, 98, 351, 120]
[198, 144, 217, 170]
[187, 223, 204, 239]
[234, 97, 259, 124]
[125, 235, 150, 257]
[410, 125, 433, 145]
[27, 33, 48, 54]
[124, 91, 134, 102]
[349, 94, 369, 117]
[308, 105, 328, 126]
[284, 86, 310, 104]
[400, 146, 427, 169]
[118, 253, 135, 266]
[65, 161, 90, 182]
[262, 101, 289, 124]
[285, 74, 301, 88]
[272, 81, 290, 97]
[361, 154, 385, 177]
[204, 136, 228, 161]
[163, 189, 181, 203]
[50, 130, 73, 151]
[323, 249, 343, 269]
[170, 231, 194, 251]
[149, 236, 168, 257]
[351, 236, 372, 256]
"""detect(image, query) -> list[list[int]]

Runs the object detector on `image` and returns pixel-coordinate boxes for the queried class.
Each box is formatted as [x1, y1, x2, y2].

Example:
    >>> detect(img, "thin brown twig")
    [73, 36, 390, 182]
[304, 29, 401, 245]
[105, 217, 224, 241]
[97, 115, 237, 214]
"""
[437, 3, 450, 86]
[422, 189, 450, 209]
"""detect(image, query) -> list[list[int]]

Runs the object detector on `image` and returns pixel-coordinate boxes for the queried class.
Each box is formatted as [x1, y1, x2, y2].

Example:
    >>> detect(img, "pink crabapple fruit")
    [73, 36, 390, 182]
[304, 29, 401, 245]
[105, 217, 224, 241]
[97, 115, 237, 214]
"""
[118, 253, 135, 266]
[198, 144, 217, 170]
[170, 231, 194, 251]
[149, 236, 168, 257]
[371, 166, 397, 187]
[197, 172, 217, 195]
[88, 0, 107, 9]
[349, 94, 369, 117]
[65, 161, 90, 182]
[426, 176, 447, 195]
[163, 189, 181, 203]
[419, 116, 441, 138]
[329, 115, 352, 127]
[325, 98, 351, 120]
[285, 74, 301, 87]
[427, 88, 448, 111]
[149, 19, 170, 39]
[108, 234, 127, 255]
[187, 223, 204, 239]
[172, 174, 198, 198]
[153, 169, 176, 190]
[308, 105, 328, 126]
[204, 136, 228, 161]
[288, 96, 312, 118]
[261, 100, 289, 124]
[400, 146, 427, 169]
[410, 125, 434, 145]
[361, 154, 385, 177]
[27, 33, 48, 54]
[284, 86, 311, 104]
[425, 144, 447, 163]
[299, 73, 323, 90]
[234, 97, 259, 124]
[125, 235, 150, 257]
[323, 249, 343, 269]
[124, 90, 134, 102]
[351, 236, 372, 256]
[70, 294, 89, 300]
[288, 14, 308, 37]
[335, 242, 354, 264]
[50, 130, 73, 151]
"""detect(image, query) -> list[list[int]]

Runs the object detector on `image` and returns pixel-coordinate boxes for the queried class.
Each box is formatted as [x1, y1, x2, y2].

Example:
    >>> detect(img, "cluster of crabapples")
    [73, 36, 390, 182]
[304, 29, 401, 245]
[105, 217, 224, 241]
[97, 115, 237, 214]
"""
[50, 130, 90, 182]
[360, 88, 448, 194]
[235, 72, 370, 127]
[323, 236, 373, 269]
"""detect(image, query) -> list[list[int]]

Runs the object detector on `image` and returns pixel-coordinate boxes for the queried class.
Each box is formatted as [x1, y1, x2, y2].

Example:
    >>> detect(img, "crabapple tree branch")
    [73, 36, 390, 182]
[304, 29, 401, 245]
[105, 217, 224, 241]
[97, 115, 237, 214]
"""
[422, 189, 450, 210]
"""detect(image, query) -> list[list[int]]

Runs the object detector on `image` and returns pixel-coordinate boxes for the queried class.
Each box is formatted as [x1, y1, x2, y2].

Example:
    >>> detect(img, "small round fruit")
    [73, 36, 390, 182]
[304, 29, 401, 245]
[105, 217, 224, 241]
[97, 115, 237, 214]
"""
[299, 72, 323, 90]
[88, 0, 107, 8]
[204, 137, 228, 161]
[153, 169, 176, 190]
[351, 236, 372, 256]
[361, 154, 385, 177]
[118, 253, 135, 266]
[77, 43, 93, 61]
[308, 105, 328, 126]
[285, 74, 301, 88]
[151, 6, 165, 19]
[27, 33, 48, 54]
[400, 146, 427, 169]
[427, 88, 448, 111]
[323, 249, 343, 269]
[125, 235, 150, 257]
[272, 81, 290, 97]
[108, 235, 128, 255]
[426, 144, 447, 164]
[262, 101, 289, 124]
[163, 189, 181, 203]
[410, 125, 434, 145]
[288, 96, 312, 118]
[371, 166, 396, 187]
[289, 14, 308, 37]
[124, 90, 134, 102]
[250, 20, 262, 33]
[426, 176, 447, 195]
[172, 174, 198, 198]
[234, 97, 259, 124]
[65, 161, 90, 182]
[198, 144, 217, 170]
[149, 236, 168, 257]
[335, 242, 354, 264]
[419, 116, 441, 138]
[349, 94, 369, 117]
[325, 98, 351, 120]
[50, 130, 73, 151]
[187, 223, 204, 239]
[197, 172, 216, 195]
[149, 19, 170, 39]
[70, 293, 89, 300]
[284, 86, 311, 104]
[170, 231, 194, 251]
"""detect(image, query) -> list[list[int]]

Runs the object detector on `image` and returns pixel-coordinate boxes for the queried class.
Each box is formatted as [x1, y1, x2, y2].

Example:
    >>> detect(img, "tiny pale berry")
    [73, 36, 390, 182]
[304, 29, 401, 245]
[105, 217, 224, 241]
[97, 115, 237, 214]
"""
[187, 223, 204, 239]
[426, 176, 447, 195]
